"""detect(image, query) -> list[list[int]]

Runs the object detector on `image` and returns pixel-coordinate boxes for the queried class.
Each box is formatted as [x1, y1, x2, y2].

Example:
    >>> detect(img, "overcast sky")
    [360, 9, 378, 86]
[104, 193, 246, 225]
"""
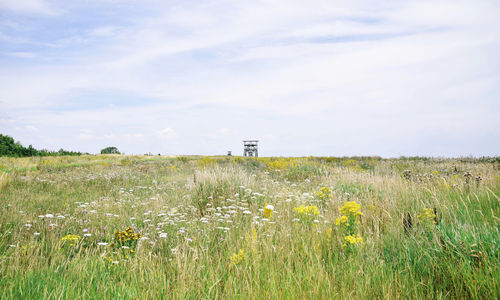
[0, 0, 499, 156]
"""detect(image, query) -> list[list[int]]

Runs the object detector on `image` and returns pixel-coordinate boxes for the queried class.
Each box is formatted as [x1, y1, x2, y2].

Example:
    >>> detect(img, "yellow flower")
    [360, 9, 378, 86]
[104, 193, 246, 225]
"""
[334, 215, 349, 226]
[339, 201, 362, 217]
[61, 234, 81, 246]
[418, 208, 437, 225]
[230, 249, 245, 265]
[114, 226, 142, 243]
[315, 187, 332, 201]
[327, 228, 333, 239]
[294, 205, 320, 216]
[342, 234, 364, 247]
[263, 203, 274, 219]
[245, 228, 258, 253]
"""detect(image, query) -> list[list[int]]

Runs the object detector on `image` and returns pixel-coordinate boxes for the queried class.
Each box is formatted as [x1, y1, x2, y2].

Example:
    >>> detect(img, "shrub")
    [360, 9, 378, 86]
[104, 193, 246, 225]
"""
[100, 146, 120, 154]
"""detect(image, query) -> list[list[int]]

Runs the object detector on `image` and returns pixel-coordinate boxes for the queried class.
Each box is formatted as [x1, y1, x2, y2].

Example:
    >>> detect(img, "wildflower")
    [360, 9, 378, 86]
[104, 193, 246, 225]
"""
[114, 226, 142, 245]
[342, 234, 364, 248]
[294, 205, 320, 225]
[61, 234, 81, 247]
[97, 242, 108, 246]
[294, 205, 320, 216]
[334, 215, 349, 226]
[159, 233, 168, 238]
[245, 228, 258, 250]
[315, 187, 332, 201]
[418, 208, 437, 225]
[263, 203, 274, 219]
[339, 201, 362, 217]
[230, 249, 245, 265]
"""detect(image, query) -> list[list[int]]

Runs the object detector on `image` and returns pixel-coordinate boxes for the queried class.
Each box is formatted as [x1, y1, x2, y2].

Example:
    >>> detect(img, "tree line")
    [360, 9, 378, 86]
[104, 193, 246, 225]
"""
[0, 134, 81, 157]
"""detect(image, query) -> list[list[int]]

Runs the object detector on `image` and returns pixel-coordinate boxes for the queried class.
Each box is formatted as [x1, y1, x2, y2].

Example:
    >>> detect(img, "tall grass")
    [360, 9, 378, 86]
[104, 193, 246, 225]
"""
[0, 155, 498, 299]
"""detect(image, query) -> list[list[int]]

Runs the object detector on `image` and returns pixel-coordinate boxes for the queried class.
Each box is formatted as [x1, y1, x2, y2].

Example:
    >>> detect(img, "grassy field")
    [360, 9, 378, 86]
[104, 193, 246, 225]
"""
[0, 155, 498, 299]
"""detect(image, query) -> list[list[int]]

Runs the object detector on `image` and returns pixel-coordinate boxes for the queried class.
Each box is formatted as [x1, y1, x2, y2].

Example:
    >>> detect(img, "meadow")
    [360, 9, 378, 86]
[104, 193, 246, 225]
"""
[0, 155, 498, 299]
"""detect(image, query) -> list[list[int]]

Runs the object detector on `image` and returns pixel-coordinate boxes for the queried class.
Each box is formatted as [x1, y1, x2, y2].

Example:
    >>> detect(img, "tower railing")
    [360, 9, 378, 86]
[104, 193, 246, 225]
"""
[243, 140, 259, 157]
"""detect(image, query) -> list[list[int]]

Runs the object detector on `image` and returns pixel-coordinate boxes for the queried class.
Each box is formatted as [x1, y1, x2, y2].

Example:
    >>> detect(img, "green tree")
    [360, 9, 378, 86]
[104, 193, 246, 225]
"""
[100, 146, 120, 154]
[0, 133, 81, 157]
[0, 134, 26, 156]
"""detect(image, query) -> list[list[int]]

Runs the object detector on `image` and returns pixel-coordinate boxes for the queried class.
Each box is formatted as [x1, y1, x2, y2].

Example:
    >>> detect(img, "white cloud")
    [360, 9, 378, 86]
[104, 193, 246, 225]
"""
[78, 129, 93, 140]
[123, 133, 144, 139]
[218, 128, 229, 135]
[0, 0, 60, 15]
[8, 52, 36, 58]
[89, 26, 120, 38]
[25, 125, 38, 132]
[157, 128, 177, 140]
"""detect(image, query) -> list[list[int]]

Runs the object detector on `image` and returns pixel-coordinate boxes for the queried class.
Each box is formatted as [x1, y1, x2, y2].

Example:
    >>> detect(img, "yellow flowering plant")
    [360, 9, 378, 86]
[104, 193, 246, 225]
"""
[114, 226, 142, 253]
[418, 208, 436, 224]
[334, 215, 349, 227]
[111, 226, 142, 260]
[335, 201, 363, 233]
[245, 228, 258, 254]
[61, 234, 81, 247]
[315, 187, 332, 204]
[417, 208, 438, 233]
[294, 204, 320, 224]
[230, 249, 245, 266]
[333, 201, 364, 251]
[338, 201, 363, 217]
[342, 234, 364, 248]
[263, 203, 274, 219]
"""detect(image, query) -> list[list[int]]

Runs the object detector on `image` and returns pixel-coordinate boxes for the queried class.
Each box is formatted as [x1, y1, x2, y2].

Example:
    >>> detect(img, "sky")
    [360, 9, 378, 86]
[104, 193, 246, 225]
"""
[0, 0, 499, 157]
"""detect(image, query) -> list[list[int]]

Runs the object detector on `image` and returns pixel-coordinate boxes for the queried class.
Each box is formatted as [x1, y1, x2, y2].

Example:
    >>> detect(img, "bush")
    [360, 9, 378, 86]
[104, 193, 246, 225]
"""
[100, 146, 120, 154]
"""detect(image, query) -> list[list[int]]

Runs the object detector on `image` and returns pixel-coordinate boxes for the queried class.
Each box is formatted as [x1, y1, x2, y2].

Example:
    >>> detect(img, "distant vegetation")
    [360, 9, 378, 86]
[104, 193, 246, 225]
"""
[0, 134, 81, 157]
[100, 146, 120, 154]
